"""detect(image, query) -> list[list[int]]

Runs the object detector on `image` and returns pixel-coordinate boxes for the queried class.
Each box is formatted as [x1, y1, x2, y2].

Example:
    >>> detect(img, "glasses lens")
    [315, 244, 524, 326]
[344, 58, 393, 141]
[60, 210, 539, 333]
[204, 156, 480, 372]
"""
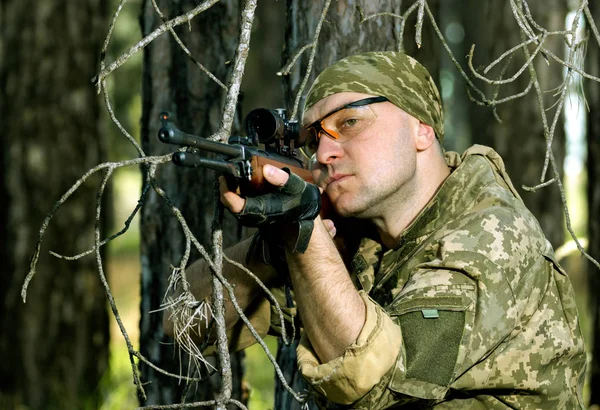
[302, 104, 378, 156]
[299, 126, 319, 157]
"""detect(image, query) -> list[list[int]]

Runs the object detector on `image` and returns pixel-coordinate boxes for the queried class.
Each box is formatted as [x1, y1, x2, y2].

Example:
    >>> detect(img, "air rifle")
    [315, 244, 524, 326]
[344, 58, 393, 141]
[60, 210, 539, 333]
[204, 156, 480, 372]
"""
[158, 109, 314, 195]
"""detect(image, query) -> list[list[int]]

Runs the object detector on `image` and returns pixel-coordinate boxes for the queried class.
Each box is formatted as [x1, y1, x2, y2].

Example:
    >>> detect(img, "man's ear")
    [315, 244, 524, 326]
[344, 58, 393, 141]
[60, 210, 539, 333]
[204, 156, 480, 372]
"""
[415, 122, 436, 151]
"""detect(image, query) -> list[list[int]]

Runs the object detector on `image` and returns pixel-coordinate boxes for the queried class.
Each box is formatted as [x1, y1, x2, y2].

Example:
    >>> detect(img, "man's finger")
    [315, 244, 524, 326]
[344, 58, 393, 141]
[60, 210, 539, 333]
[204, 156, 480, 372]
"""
[219, 176, 246, 213]
[263, 164, 290, 187]
[322, 219, 337, 238]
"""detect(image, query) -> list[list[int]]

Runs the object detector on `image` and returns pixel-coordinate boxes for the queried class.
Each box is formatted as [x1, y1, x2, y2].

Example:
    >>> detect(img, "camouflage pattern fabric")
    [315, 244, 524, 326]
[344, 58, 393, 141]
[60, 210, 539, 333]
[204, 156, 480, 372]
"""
[287, 145, 587, 409]
[304, 51, 445, 141]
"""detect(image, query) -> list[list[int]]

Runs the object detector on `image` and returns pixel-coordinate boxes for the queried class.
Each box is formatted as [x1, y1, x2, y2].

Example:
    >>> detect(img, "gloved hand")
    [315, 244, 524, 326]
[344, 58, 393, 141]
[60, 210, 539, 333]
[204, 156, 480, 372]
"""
[233, 167, 321, 253]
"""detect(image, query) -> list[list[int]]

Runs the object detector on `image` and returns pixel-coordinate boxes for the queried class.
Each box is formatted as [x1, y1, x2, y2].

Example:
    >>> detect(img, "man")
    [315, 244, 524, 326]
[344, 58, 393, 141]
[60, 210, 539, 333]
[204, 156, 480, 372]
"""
[164, 51, 587, 408]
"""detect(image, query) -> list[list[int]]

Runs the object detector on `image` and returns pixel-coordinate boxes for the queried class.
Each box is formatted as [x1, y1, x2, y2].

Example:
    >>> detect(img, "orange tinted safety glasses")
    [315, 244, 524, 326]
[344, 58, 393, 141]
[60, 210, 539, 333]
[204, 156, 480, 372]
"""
[301, 96, 388, 156]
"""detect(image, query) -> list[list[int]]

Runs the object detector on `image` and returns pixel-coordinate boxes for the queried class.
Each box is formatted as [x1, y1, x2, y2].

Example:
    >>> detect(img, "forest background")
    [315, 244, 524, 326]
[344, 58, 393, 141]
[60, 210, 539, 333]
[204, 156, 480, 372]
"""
[1, 0, 598, 409]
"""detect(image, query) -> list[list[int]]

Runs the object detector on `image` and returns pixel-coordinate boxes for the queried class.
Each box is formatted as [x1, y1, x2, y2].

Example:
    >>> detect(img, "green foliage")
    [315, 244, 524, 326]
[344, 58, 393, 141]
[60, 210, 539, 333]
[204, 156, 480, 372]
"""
[245, 336, 278, 410]
[107, 167, 142, 256]
[564, 170, 588, 239]
[98, 323, 280, 409]
[99, 344, 139, 410]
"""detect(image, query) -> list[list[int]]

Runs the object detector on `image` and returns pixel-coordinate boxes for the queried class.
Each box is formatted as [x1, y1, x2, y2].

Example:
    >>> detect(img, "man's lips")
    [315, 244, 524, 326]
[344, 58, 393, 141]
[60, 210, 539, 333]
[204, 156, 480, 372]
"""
[325, 173, 352, 187]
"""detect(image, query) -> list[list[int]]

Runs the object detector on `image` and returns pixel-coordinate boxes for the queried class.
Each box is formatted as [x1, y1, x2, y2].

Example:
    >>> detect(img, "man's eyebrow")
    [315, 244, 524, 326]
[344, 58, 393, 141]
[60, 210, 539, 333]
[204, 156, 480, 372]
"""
[302, 115, 317, 127]
[302, 106, 338, 127]
[303, 99, 356, 127]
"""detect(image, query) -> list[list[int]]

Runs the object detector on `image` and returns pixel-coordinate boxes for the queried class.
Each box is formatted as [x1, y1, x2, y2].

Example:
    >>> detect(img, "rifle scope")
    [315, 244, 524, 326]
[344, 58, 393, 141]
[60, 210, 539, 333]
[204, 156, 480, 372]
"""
[244, 108, 304, 146]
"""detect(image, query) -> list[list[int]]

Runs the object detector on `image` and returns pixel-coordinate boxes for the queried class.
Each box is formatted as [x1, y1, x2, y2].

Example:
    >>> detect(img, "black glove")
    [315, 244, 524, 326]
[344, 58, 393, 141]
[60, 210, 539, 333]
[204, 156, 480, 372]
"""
[234, 167, 321, 253]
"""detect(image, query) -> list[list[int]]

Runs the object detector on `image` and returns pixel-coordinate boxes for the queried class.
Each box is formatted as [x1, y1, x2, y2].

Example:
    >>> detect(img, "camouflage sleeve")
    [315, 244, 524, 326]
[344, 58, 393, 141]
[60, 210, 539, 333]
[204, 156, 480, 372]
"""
[296, 291, 404, 406]
[295, 268, 479, 409]
[382, 267, 478, 402]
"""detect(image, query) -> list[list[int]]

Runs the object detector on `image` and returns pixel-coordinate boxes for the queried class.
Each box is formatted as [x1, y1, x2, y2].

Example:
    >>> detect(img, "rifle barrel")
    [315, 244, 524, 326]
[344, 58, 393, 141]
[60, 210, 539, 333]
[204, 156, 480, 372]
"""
[172, 152, 242, 177]
[159, 124, 243, 158]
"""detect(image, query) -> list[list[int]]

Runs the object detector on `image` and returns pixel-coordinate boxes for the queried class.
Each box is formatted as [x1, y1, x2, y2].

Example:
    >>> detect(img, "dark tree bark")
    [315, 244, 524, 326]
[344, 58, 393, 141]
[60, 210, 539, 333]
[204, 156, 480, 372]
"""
[586, 1, 600, 405]
[281, 0, 441, 112]
[275, 1, 440, 408]
[0, 1, 110, 409]
[462, 0, 567, 248]
[139, 0, 247, 406]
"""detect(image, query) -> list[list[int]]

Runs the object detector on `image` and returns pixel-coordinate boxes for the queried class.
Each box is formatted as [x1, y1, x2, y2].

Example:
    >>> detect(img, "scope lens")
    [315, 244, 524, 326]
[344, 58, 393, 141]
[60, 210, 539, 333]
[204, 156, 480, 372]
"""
[244, 108, 283, 143]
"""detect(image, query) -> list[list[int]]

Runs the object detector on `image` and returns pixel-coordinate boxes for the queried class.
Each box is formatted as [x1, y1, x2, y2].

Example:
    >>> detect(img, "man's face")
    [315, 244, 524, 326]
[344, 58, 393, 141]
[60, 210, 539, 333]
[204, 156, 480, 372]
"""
[303, 92, 421, 219]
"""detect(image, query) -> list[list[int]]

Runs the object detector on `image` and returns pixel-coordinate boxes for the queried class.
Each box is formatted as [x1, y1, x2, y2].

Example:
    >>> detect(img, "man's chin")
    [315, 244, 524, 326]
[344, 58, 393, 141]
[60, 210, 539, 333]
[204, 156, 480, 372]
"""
[330, 196, 369, 219]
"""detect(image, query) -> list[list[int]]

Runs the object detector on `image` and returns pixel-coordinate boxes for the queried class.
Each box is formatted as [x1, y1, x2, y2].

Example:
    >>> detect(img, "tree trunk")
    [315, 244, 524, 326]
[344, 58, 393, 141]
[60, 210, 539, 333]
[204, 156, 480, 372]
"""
[275, 1, 440, 408]
[139, 0, 247, 406]
[281, 0, 441, 113]
[462, 0, 567, 248]
[586, 1, 600, 405]
[0, 1, 110, 409]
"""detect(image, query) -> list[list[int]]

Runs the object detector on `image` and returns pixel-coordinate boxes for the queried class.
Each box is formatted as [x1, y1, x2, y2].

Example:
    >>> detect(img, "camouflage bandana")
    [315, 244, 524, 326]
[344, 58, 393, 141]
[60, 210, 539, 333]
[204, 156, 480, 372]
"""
[304, 51, 445, 142]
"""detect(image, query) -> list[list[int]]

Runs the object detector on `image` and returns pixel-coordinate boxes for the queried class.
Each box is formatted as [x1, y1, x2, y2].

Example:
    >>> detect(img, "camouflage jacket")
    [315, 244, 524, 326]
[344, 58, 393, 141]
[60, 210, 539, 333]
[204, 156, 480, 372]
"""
[292, 145, 587, 409]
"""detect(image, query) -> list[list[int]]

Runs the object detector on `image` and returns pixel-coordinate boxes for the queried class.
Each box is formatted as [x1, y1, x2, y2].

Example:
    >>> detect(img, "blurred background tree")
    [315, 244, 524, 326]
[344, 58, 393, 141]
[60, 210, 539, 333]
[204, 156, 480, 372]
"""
[462, 0, 567, 248]
[0, 0, 110, 409]
[138, 0, 248, 406]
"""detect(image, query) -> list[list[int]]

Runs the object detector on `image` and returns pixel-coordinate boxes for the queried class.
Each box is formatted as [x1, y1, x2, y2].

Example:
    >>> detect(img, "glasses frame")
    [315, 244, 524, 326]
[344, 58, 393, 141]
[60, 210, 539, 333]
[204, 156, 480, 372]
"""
[304, 96, 389, 143]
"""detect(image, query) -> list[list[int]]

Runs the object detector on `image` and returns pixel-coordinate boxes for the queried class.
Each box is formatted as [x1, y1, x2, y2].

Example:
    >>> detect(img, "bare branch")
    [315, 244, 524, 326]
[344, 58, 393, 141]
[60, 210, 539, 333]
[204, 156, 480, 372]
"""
[509, 0, 539, 42]
[99, 0, 128, 61]
[138, 398, 248, 410]
[132, 349, 206, 383]
[585, 4, 600, 49]
[289, 0, 333, 121]
[540, 1, 586, 180]
[415, 0, 425, 49]
[223, 255, 294, 344]
[466, 76, 534, 108]
[50, 178, 152, 261]
[522, 178, 557, 192]
[539, 43, 600, 83]
[521, 0, 547, 34]
[356, 7, 403, 23]
[423, 2, 487, 102]
[356, 1, 421, 53]
[94, 167, 147, 400]
[467, 37, 546, 86]
[279, 43, 315, 76]
[150, 0, 228, 91]
[206, 173, 235, 407]
[21, 155, 172, 303]
[92, 0, 221, 88]
[101, 79, 146, 156]
[215, 0, 258, 141]
[482, 35, 546, 75]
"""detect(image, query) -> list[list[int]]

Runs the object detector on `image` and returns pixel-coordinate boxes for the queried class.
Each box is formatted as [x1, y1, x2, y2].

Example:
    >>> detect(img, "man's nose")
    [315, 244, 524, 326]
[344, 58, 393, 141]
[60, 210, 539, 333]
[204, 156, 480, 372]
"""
[316, 133, 344, 164]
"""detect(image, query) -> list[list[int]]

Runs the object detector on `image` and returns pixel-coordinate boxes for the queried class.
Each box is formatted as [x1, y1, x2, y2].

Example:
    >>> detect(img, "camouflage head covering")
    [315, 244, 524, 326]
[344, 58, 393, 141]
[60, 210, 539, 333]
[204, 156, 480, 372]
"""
[304, 51, 445, 142]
